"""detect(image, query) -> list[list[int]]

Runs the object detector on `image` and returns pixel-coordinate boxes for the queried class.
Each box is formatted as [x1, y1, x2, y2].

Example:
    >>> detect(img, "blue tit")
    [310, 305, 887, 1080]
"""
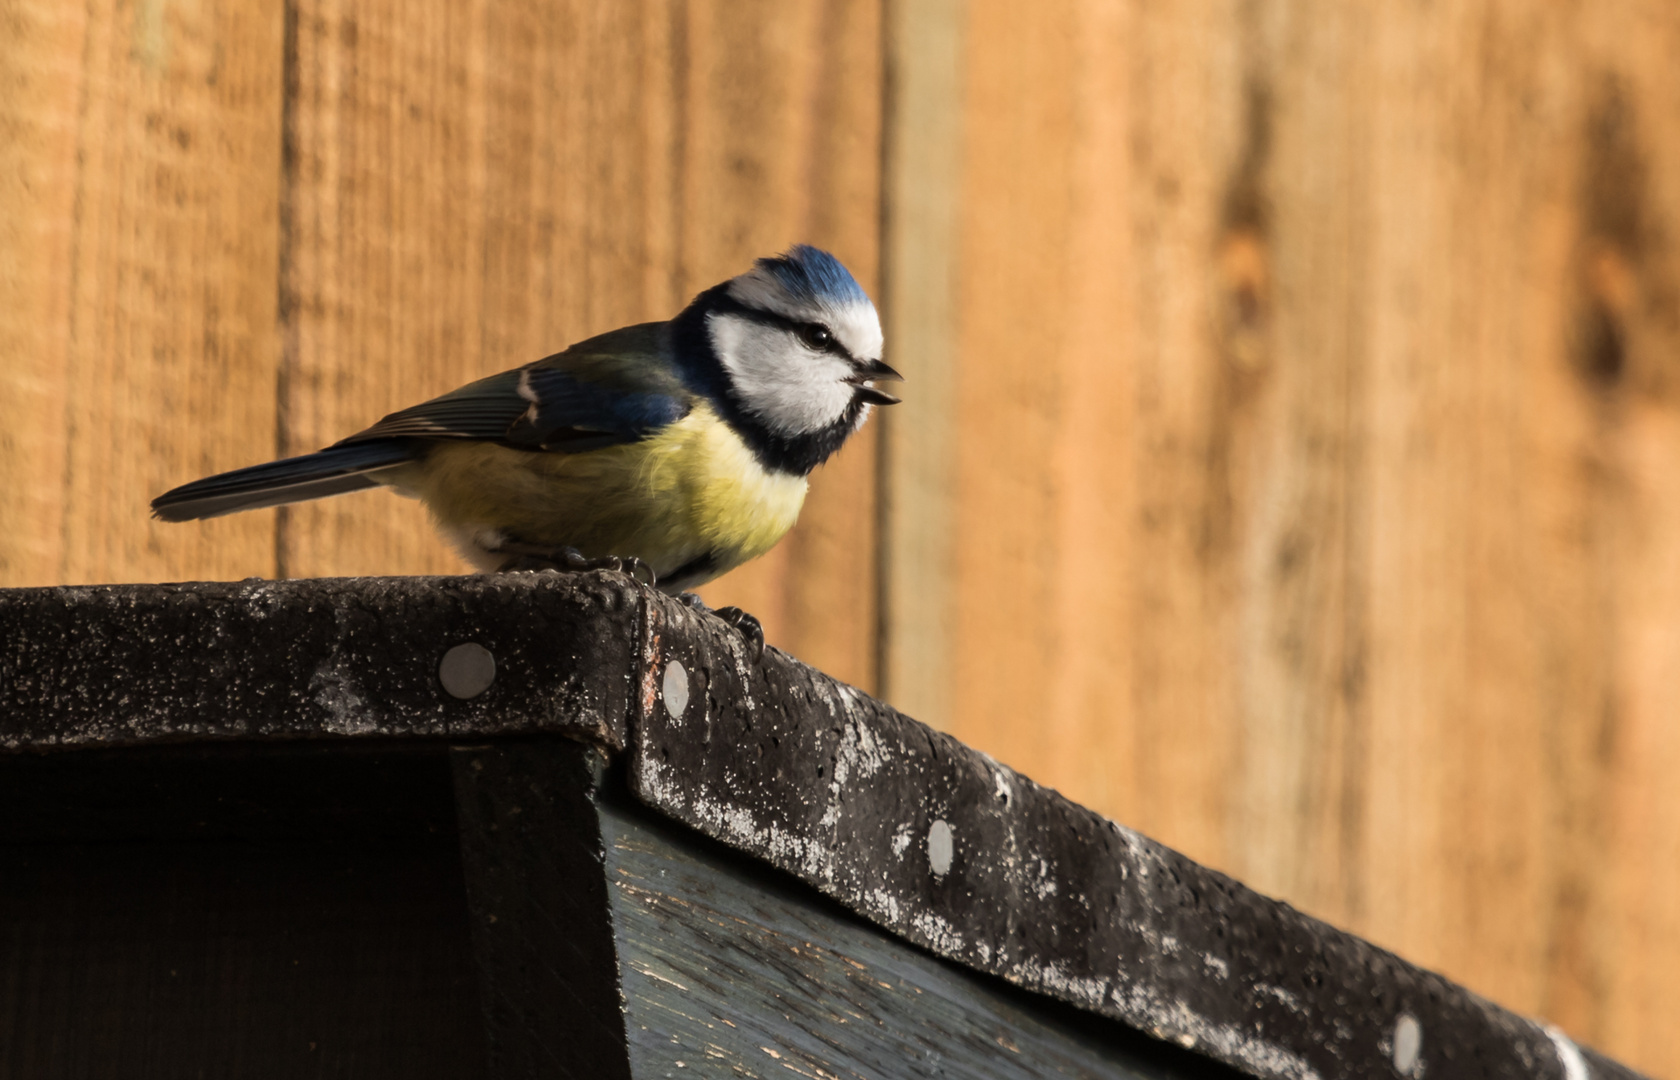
[152, 245, 900, 598]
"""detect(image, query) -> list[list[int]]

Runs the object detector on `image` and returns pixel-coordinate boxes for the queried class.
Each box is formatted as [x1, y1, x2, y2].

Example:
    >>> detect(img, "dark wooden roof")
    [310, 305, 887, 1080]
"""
[0, 574, 1645, 1080]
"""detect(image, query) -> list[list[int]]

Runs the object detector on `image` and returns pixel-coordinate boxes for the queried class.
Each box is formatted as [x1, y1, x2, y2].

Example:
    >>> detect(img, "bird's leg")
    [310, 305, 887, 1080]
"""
[489, 540, 656, 588]
[677, 592, 765, 662]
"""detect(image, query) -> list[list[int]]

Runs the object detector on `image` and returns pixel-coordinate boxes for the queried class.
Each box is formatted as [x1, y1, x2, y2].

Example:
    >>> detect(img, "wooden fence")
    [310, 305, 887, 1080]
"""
[3, 2, 1677, 1073]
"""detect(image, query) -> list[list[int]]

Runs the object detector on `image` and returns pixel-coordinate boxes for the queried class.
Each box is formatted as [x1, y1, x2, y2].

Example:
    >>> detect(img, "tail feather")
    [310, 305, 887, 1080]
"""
[151, 442, 414, 522]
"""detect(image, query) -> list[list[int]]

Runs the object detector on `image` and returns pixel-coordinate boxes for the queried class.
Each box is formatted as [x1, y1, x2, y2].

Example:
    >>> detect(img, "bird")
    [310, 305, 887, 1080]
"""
[151, 245, 899, 654]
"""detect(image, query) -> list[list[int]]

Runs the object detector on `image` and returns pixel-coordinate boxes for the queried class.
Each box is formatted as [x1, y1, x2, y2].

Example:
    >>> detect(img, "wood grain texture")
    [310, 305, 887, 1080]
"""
[452, 742, 633, 1080]
[1581, 9, 1680, 1069]
[678, 1, 885, 692]
[603, 781, 1224, 1080]
[454, 739, 1235, 1079]
[276, 0, 494, 580]
[878, 1, 1680, 1074]
[0, 0, 81, 586]
[0, 0, 285, 586]
[880, 0, 963, 727]
[275, 0, 883, 689]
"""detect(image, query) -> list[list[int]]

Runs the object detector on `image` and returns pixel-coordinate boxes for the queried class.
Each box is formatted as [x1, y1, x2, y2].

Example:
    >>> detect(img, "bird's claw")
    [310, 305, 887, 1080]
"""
[617, 556, 657, 587]
[677, 594, 764, 661]
[714, 605, 765, 662]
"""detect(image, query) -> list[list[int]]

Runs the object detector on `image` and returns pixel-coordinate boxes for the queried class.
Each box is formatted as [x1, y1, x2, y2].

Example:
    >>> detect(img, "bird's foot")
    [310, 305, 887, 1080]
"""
[716, 607, 765, 661]
[677, 592, 765, 662]
[492, 541, 656, 588]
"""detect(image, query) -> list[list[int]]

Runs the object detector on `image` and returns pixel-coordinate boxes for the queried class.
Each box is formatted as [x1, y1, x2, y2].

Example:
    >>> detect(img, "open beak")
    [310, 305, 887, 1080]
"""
[846, 359, 904, 405]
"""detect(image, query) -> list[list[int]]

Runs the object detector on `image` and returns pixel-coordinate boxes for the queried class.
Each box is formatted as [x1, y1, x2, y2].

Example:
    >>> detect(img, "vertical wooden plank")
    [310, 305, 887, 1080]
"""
[1106, 2, 1250, 873]
[1569, 5, 1680, 1071]
[879, 0, 964, 727]
[0, 0, 285, 586]
[278, 0, 882, 689]
[1355, 0, 1477, 1020]
[452, 742, 632, 1080]
[280, 0, 694, 584]
[1217, 0, 1374, 931]
[277, 0, 686, 581]
[684, 0, 885, 692]
[278, 0, 491, 579]
[1357, 0, 1563, 1024]
[0, 1, 83, 586]
[942, 0, 1074, 776]
[941, 0, 1142, 836]
[885, 0, 1251, 877]
[472, 3, 682, 375]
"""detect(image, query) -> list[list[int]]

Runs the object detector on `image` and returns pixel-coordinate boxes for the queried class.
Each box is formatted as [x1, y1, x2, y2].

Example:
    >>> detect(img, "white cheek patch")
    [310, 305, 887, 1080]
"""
[709, 313, 858, 437]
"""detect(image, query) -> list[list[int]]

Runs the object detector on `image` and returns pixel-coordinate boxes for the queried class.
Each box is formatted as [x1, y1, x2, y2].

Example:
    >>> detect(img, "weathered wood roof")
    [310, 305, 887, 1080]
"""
[0, 573, 1645, 1080]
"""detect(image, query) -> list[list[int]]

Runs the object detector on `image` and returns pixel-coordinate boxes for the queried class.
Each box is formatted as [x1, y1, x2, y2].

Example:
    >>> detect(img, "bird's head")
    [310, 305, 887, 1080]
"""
[703, 245, 900, 441]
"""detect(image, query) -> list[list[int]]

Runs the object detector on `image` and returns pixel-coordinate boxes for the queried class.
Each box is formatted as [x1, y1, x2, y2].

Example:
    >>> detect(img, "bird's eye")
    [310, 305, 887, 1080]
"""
[799, 324, 835, 350]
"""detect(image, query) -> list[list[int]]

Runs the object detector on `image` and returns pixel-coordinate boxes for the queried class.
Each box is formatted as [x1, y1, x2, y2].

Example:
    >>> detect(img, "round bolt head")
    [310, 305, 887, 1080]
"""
[663, 661, 689, 719]
[439, 643, 496, 699]
[928, 819, 954, 877]
[1392, 1013, 1421, 1076]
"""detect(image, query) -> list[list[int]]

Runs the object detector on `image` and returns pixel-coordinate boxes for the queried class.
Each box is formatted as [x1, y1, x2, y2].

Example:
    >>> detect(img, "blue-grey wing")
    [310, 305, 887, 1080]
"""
[337, 323, 691, 453]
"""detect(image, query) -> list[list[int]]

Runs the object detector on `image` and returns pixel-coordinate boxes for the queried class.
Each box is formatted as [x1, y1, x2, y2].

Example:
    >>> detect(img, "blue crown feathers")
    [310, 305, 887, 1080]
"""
[754, 245, 870, 307]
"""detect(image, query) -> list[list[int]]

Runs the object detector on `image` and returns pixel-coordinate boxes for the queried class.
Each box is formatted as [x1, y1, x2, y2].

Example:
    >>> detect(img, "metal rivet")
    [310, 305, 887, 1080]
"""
[439, 643, 496, 699]
[928, 819, 954, 877]
[663, 661, 689, 719]
[1392, 1013, 1421, 1076]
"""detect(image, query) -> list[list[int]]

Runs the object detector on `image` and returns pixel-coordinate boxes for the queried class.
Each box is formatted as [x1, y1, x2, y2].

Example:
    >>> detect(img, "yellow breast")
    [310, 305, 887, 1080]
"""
[399, 403, 807, 587]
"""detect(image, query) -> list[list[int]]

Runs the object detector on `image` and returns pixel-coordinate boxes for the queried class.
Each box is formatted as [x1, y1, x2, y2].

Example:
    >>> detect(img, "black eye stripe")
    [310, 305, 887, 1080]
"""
[711, 294, 855, 361]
